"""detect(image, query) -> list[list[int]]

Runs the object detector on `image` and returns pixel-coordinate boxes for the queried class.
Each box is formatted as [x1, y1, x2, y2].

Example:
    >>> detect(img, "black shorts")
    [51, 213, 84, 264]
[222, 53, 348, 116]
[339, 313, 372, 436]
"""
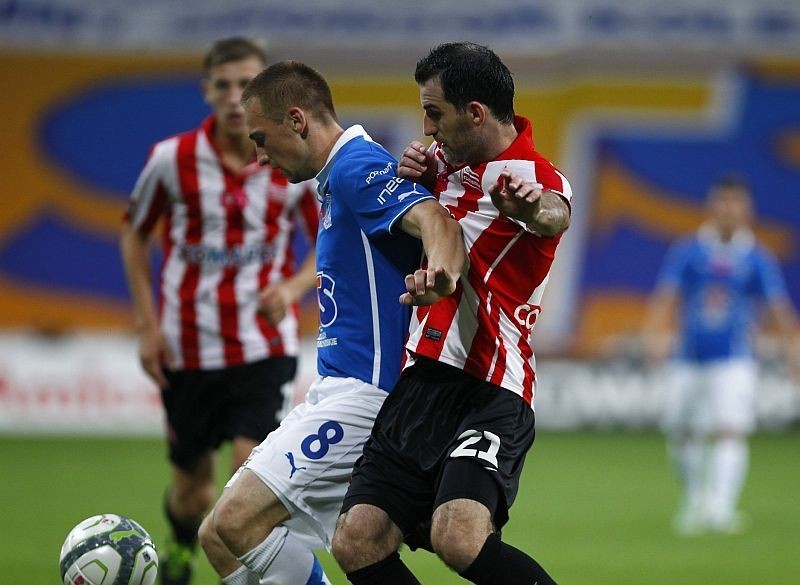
[341, 356, 535, 549]
[161, 356, 296, 472]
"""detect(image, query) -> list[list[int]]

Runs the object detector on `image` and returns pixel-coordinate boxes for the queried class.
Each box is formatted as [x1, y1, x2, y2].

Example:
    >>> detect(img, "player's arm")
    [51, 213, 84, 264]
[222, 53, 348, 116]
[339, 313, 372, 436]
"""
[258, 251, 317, 325]
[764, 297, 800, 383]
[489, 171, 570, 236]
[397, 141, 436, 192]
[120, 222, 172, 387]
[398, 200, 465, 306]
[642, 287, 680, 364]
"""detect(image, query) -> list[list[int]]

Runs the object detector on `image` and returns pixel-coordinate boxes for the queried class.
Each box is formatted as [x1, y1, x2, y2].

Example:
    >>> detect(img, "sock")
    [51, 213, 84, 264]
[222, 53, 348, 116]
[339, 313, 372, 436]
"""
[459, 533, 557, 585]
[346, 552, 421, 585]
[669, 438, 706, 517]
[164, 492, 200, 548]
[707, 438, 748, 524]
[238, 525, 331, 585]
[222, 564, 260, 585]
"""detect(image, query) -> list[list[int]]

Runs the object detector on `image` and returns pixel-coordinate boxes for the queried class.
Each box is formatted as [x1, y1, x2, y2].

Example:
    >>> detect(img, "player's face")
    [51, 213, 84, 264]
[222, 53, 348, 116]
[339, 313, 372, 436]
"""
[419, 77, 481, 166]
[244, 98, 312, 183]
[203, 56, 265, 137]
[708, 187, 752, 233]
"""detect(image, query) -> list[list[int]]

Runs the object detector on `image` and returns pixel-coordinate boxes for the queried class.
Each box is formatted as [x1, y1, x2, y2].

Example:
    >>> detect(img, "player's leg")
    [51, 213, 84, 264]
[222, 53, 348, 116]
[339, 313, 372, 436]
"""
[429, 389, 555, 585]
[662, 363, 707, 533]
[160, 367, 229, 585]
[332, 505, 414, 584]
[706, 359, 756, 532]
[203, 376, 384, 584]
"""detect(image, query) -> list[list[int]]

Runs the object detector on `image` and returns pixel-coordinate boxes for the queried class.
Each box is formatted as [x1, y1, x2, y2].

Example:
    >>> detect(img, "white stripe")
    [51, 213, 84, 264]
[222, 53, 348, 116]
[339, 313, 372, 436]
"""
[194, 133, 224, 367]
[483, 230, 523, 283]
[360, 230, 381, 386]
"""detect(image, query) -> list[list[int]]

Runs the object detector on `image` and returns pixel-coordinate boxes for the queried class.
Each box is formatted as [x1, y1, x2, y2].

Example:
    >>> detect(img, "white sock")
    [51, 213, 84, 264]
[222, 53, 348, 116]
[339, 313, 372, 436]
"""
[708, 438, 748, 523]
[238, 526, 331, 585]
[222, 564, 259, 585]
[670, 438, 706, 516]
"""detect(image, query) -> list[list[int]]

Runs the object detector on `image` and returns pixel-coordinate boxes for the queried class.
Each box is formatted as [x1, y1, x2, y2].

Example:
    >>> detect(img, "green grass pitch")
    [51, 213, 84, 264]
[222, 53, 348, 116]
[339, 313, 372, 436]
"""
[2, 430, 798, 584]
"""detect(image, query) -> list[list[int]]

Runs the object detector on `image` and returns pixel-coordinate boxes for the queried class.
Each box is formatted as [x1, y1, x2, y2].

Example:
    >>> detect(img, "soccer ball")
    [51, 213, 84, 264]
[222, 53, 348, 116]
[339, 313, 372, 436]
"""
[59, 514, 158, 585]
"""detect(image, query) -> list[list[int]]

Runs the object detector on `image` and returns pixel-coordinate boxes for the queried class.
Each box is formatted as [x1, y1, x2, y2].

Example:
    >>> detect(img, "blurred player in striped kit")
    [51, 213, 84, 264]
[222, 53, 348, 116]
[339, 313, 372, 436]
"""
[333, 42, 572, 585]
[644, 174, 800, 534]
[120, 38, 319, 584]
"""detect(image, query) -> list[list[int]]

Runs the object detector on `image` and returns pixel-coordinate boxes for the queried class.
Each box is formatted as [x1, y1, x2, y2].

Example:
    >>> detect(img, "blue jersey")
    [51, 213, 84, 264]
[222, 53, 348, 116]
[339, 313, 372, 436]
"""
[657, 227, 788, 362]
[313, 126, 435, 390]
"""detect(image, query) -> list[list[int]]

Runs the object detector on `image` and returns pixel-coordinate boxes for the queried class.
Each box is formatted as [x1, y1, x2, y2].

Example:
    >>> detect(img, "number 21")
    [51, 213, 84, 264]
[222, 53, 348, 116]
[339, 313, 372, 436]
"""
[450, 429, 501, 467]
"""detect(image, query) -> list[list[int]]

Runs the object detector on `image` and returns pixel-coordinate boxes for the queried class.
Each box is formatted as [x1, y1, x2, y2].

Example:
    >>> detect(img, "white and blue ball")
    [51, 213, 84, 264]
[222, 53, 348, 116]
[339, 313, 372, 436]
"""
[59, 514, 158, 585]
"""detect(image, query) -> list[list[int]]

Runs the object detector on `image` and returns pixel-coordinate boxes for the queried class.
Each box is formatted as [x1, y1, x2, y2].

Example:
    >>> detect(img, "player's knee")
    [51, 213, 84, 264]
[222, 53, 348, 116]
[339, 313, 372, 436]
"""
[197, 514, 218, 554]
[430, 503, 491, 571]
[332, 506, 396, 572]
[212, 496, 250, 552]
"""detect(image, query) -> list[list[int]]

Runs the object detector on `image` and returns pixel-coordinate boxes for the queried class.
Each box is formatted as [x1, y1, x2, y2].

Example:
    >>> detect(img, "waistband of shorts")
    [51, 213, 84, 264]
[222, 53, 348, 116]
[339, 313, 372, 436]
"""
[404, 354, 475, 383]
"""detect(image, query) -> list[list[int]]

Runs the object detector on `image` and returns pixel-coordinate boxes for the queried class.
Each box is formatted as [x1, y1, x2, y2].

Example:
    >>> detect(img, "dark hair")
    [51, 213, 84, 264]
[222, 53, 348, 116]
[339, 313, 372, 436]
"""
[414, 42, 515, 124]
[202, 37, 267, 76]
[241, 60, 337, 122]
[712, 172, 750, 193]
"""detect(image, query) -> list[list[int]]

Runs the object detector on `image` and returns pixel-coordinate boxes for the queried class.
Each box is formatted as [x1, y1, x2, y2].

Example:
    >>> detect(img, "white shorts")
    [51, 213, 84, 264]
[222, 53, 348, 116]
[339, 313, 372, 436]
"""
[226, 375, 386, 550]
[661, 358, 757, 436]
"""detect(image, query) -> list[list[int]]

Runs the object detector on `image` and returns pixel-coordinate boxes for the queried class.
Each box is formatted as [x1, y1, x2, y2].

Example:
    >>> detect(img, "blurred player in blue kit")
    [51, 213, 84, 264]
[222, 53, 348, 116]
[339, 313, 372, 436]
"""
[644, 174, 800, 534]
[196, 61, 466, 584]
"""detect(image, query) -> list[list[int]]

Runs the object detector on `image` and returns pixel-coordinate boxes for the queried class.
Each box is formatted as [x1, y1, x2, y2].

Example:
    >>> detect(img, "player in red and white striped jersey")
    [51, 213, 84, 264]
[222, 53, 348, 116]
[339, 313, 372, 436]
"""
[120, 39, 319, 585]
[334, 43, 571, 585]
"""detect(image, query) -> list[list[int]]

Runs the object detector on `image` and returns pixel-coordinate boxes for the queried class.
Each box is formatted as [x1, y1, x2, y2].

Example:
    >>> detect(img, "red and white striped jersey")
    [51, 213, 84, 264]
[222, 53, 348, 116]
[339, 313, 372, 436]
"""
[124, 116, 319, 370]
[405, 116, 572, 407]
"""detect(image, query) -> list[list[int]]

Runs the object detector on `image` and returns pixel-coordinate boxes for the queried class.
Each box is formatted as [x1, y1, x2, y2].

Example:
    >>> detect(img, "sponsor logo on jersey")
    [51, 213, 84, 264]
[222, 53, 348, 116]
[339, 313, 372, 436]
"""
[178, 242, 274, 266]
[513, 303, 541, 330]
[377, 176, 405, 205]
[397, 183, 425, 202]
[424, 327, 443, 341]
[365, 161, 394, 184]
[321, 192, 333, 229]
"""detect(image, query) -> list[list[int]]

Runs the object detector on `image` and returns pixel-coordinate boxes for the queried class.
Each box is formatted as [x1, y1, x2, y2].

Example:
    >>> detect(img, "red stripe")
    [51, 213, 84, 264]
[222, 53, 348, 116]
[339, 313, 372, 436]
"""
[412, 288, 461, 360]
[217, 170, 246, 366]
[298, 186, 320, 243]
[176, 131, 202, 368]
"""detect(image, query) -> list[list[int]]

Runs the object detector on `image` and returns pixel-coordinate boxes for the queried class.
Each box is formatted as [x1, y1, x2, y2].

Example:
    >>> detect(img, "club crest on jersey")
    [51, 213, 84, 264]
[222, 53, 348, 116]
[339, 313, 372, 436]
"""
[459, 167, 482, 191]
[321, 192, 333, 229]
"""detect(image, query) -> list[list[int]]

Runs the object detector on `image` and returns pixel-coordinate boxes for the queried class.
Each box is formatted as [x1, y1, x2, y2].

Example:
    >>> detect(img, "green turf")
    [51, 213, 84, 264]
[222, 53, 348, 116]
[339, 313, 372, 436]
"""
[2, 431, 798, 584]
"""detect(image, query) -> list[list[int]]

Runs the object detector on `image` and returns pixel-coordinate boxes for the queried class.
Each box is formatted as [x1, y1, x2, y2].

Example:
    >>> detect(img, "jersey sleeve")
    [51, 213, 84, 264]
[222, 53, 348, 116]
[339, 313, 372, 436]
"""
[751, 246, 789, 301]
[656, 240, 692, 292]
[123, 139, 174, 235]
[331, 150, 435, 237]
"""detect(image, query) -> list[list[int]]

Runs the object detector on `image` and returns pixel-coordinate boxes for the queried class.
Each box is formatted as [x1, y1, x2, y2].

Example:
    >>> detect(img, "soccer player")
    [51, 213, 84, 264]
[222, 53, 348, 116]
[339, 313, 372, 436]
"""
[196, 61, 465, 585]
[643, 174, 800, 534]
[120, 39, 319, 585]
[332, 42, 572, 585]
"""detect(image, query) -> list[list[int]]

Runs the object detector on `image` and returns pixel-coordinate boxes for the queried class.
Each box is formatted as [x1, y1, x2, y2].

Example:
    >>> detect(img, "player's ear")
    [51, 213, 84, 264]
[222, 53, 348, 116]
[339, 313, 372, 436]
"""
[467, 101, 487, 127]
[287, 107, 307, 136]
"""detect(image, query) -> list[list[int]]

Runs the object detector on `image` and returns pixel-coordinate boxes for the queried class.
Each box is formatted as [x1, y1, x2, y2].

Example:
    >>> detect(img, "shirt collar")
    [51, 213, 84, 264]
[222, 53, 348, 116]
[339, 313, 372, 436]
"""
[316, 125, 373, 199]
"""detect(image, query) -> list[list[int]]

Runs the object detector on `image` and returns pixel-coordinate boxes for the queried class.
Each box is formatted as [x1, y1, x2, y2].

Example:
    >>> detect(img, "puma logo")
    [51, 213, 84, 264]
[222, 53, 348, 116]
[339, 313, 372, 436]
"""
[285, 451, 307, 478]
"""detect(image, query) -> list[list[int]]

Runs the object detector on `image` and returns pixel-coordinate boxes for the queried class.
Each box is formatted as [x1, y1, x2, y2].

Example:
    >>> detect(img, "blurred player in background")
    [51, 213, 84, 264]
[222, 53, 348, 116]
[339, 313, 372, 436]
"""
[332, 42, 572, 585]
[644, 174, 800, 535]
[120, 38, 319, 585]
[197, 61, 464, 585]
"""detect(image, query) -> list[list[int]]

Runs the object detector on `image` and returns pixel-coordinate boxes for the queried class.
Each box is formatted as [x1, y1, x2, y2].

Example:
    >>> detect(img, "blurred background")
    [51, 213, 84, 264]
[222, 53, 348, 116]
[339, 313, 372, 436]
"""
[1, 1, 798, 583]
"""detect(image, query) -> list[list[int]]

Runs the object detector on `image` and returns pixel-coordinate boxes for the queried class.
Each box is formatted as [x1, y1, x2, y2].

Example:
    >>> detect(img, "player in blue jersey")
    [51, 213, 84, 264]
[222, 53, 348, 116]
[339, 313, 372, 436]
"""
[196, 61, 465, 585]
[644, 174, 800, 534]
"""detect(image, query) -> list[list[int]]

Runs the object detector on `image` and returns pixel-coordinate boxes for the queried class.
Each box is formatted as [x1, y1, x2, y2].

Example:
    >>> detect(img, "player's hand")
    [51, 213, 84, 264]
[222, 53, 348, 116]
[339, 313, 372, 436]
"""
[398, 141, 436, 188]
[258, 283, 292, 325]
[399, 266, 458, 306]
[489, 171, 543, 217]
[138, 326, 172, 388]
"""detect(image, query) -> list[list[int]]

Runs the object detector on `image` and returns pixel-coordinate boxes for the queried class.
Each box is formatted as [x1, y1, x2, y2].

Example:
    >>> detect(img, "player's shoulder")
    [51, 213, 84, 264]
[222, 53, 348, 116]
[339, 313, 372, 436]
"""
[330, 137, 398, 187]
